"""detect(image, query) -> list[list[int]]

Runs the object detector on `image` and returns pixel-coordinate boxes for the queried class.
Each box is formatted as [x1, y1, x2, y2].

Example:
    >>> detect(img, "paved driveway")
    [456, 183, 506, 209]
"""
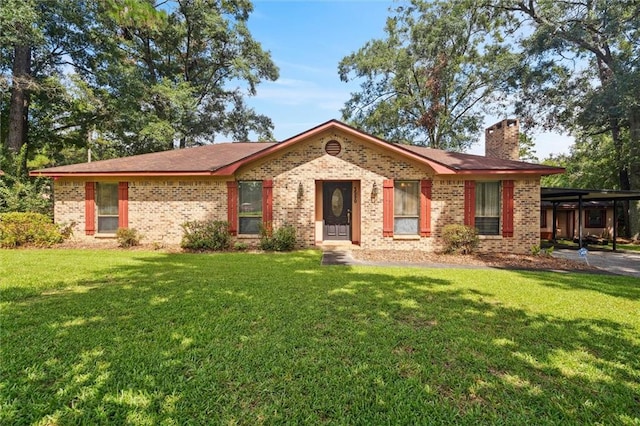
[553, 249, 640, 278]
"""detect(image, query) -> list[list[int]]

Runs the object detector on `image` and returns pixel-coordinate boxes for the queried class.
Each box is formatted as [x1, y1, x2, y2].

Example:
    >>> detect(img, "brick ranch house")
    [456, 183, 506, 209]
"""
[31, 119, 563, 253]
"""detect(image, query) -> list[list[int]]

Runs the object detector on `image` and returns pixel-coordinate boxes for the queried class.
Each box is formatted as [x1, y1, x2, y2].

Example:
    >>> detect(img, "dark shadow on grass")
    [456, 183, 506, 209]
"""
[506, 269, 640, 301]
[1, 250, 639, 424]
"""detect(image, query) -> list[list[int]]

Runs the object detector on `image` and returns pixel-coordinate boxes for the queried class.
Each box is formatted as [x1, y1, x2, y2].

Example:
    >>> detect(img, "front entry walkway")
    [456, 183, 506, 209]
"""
[552, 249, 640, 278]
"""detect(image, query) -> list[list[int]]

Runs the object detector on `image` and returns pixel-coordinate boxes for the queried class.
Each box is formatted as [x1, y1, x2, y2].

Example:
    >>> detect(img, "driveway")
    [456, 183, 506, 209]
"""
[552, 249, 640, 278]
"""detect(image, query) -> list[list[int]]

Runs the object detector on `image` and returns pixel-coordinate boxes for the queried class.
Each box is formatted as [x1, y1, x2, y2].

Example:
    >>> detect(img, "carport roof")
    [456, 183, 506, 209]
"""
[541, 187, 640, 202]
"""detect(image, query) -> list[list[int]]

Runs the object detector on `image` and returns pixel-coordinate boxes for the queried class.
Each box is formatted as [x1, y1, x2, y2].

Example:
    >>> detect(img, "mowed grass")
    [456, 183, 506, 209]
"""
[1, 250, 639, 425]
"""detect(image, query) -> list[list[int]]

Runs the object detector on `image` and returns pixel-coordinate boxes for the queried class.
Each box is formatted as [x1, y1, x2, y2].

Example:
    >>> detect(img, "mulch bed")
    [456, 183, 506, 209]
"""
[351, 250, 598, 272]
[50, 239, 598, 273]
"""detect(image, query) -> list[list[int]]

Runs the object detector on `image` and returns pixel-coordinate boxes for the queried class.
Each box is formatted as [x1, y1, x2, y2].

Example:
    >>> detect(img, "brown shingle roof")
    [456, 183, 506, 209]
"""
[31, 143, 276, 176]
[30, 120, 564, 177]
[398, 145, 560, 173]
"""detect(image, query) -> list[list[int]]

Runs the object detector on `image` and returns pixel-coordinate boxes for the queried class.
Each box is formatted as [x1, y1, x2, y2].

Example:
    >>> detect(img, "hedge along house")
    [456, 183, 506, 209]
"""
[31, 120, 563, 253]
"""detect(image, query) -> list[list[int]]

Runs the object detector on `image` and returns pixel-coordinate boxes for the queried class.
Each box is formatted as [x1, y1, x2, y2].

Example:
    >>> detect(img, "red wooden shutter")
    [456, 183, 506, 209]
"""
[464, 181, 476, 227]
[118, 182, 129, 229]
[382, 179, 394, 237]
[85, 182, 96, 235]
[420, 180, 432, 237]
[502, 180, 514, 237]
[262, 180, 273, 233]
[227, 181, 238, 236]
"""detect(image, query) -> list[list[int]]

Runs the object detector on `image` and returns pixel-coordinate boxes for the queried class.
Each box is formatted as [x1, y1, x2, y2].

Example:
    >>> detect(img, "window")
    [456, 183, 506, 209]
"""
[97, 182, 118, 233]
[394, 181, 419, 234]
[585, 209, 605, 228]
[238, 181, 262, 234]
[475, 182, 500, 235]
[540, 210, 547, 228]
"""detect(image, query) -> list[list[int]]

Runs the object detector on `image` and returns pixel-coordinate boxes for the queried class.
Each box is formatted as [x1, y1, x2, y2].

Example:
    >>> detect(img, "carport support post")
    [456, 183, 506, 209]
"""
[613, 200, 618, 251]
[552, 202, 558, 242]
[578, 194, 583, 248]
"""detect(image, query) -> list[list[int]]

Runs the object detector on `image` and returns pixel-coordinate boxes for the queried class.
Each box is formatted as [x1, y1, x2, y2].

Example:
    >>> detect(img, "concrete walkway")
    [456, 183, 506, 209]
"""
[552, 249, 640, 279]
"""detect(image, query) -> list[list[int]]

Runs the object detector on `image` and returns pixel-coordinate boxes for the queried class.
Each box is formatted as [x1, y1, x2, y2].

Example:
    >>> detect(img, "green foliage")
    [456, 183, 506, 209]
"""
[530, 244, 541, 256]
[116, 227, 141, 248]
[259, 224, 297, 251]
[442, 224, 479, 254]
[180, 220, 231, 251]
[233, 241, 249, 251]
[1, 0, 278, 168]
[498, 0, 639, 196]
[541, 133, 619, 189]
[1, 249, 639, 424]
[0, 212, 64, 247]
[0, 147, 53, 216]
[339, 0, 516, 150]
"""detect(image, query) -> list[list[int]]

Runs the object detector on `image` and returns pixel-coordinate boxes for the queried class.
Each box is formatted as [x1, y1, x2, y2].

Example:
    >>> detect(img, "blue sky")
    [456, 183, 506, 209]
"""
[245, 0, 573, 160]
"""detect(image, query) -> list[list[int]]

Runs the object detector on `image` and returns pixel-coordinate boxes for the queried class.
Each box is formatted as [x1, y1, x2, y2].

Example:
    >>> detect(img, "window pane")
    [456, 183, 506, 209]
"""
[97, 183, 118, 216]
[475, 182, 500, 217]
[394, 218, 418, 235]
[239, 181, 262, 216]
[239, 217, 261, 235]
[586, 210, 604, 227]
[476, 217, 500, 235]
[475, 182, 500, 235]
[394, 181, 419, 216]
[98, 217, 119, 233]
[239, 181, 262, 234]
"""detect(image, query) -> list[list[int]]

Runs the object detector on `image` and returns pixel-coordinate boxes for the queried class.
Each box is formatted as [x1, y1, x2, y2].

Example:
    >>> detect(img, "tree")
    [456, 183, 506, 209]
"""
[1, 0, 279, 162]
[494, 0, 640, 235]
[339, 0, 516, 151]
[496, 0, 639, 189]
[541, 134, 619, 189]
[90, 0, 279, 154]
[0, 0, 41, 155]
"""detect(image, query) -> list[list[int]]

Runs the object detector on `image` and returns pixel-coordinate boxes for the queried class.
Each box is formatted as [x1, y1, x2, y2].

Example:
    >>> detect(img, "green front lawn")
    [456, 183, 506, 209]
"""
[1, 250, 639, 425]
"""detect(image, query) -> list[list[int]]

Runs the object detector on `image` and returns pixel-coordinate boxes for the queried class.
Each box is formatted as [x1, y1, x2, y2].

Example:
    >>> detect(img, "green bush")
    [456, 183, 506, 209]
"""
[259, 224, 297, 251]
[0, 212, 65, 248]
[181, 220, 231, 251]
[116, 227, 141, 248]
[442, 224, 479, 254]
[234, 241, 249, 251]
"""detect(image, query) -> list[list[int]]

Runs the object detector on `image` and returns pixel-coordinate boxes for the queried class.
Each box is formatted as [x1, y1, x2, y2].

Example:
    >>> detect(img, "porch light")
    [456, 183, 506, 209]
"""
[371, 182, 378, 203]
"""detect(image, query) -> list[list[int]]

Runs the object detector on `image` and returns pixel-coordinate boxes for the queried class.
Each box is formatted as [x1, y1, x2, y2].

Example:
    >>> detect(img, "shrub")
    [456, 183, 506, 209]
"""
[181, 220, 231, 251]
[116, 227, 141, 248]
[0, 212, 65, 248]
[234, 241, 249, 251]
[442, 224, 478, 254]
[531, 244, 541, 256]
[259, 224, 297, 251]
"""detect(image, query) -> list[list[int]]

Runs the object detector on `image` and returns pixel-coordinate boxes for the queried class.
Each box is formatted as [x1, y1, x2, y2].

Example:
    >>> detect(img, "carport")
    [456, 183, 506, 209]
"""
[541, 187, 640, 251]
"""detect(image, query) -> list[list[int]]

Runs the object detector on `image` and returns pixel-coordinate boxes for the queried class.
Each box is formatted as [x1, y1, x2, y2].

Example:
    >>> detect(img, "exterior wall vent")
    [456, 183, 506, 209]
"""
[325, 140, 342, 156]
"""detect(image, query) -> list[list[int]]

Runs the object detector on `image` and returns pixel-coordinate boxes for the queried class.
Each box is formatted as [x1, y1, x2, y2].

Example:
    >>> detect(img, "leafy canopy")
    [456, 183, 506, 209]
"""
[339, 0, 516, 151]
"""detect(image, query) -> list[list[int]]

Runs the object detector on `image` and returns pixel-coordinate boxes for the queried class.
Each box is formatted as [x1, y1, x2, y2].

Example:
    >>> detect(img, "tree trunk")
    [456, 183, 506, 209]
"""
[628, 106, 640, 238]
[609, 117, 632, 237]
[7, 45, 31, 154]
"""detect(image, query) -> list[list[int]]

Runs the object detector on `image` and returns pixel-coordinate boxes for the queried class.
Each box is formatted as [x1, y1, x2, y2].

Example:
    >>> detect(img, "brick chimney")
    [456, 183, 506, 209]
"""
[485, 119, 519, 161]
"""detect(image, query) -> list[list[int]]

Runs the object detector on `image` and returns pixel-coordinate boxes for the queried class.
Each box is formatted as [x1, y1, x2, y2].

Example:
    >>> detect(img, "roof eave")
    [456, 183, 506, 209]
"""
[29, 171, 217, 178]
[454, 168, 566, 175]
